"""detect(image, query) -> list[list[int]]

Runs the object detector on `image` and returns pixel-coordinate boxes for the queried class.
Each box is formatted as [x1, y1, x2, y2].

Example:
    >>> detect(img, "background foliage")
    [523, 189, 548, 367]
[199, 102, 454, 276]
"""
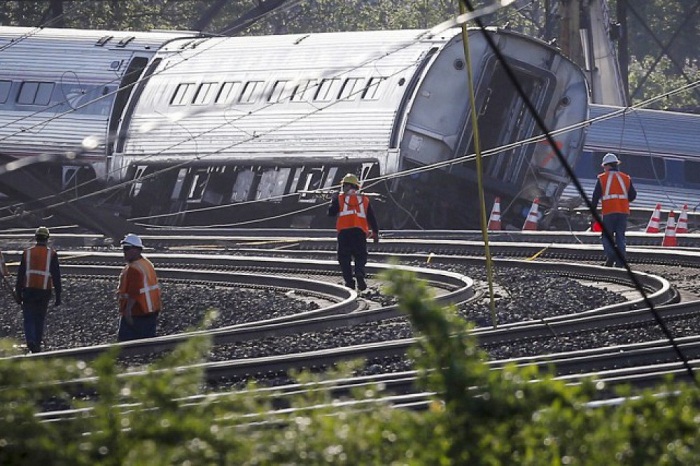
[0, 0, 698, 110]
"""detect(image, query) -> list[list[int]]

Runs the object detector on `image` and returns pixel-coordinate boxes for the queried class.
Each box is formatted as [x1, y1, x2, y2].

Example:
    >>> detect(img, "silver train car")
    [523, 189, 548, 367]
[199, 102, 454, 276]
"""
[0, 26, 589, 230]
[0, 27, 196, 193]
[561, 104, 700, 226]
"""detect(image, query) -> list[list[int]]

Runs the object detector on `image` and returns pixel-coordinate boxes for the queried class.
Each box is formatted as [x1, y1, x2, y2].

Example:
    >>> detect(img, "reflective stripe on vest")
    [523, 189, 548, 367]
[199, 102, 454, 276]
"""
[336, 193, 369, 233]
[25, 246, 52, 289]
[599, 171, 631, 214]
[119, 258, 161, 315]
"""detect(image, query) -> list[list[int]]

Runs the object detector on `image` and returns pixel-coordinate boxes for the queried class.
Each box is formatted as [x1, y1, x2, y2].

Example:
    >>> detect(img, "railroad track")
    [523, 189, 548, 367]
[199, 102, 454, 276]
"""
[2, 229, 700, 419]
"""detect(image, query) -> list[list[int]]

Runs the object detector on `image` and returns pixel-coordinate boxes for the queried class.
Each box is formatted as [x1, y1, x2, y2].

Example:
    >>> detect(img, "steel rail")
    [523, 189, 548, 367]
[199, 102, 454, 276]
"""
[6, 256, 473, 361]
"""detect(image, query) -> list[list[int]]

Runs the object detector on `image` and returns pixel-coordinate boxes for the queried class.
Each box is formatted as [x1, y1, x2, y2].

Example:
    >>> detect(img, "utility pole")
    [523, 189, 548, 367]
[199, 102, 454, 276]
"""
[558, 0, 627, 106]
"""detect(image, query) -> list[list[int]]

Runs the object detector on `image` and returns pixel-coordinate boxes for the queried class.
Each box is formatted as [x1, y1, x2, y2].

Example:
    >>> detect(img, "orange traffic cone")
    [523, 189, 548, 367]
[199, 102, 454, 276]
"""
[645, 203, 662, 234]
[522, 198, 540, 231]
[488, 197, 502, 230]
[662, 211, 677, 247]
[677, 204, 689, 234]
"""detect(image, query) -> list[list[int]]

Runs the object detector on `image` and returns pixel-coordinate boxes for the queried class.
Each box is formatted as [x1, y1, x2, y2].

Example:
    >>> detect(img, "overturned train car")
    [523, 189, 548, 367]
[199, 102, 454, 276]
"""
[0, 26, 589, 230]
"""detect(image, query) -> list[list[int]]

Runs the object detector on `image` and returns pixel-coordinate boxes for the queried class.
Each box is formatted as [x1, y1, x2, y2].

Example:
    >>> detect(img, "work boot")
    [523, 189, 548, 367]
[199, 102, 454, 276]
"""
[356, 276, 367, 291]
[27, 342, 40, 353]
[344, 279, 355, 289]
[603, 258, 614, 267]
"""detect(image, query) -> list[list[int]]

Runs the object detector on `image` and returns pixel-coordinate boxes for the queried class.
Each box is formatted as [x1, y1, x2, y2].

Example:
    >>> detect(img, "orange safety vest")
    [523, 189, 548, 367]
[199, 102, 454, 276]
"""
[23, 245, 54, 290]
[118, 257, 162, 316]
[598, 171, 632, 215]
[336, 192, 370, 233]
[0, 250, 7, 277]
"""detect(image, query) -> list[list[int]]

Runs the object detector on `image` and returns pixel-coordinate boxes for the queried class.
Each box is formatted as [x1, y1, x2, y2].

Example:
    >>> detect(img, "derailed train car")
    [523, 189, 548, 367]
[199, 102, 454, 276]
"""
[0, 26, 589, 231]
[563, 104, 700, 213]
[0, 27, 196, 191]
[0, 26, 198, 233]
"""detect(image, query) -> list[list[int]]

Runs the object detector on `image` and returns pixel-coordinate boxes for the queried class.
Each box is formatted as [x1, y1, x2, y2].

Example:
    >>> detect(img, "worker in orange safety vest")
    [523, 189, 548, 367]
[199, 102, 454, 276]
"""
[15, 226, 62, 353]
[591, 153, 637, 267]
[117, 233, 162, 341]
[328, 173, 379, 291]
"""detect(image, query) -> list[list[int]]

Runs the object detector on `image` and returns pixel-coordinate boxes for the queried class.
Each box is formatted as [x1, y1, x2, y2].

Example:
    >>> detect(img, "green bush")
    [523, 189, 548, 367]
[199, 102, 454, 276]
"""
[1, 269, 699, 465]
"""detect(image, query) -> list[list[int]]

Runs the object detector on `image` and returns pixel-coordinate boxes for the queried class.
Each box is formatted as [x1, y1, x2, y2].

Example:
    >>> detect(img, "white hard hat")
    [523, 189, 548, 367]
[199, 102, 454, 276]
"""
[601, 152, 620, 166]
[120, 233, 144, 248]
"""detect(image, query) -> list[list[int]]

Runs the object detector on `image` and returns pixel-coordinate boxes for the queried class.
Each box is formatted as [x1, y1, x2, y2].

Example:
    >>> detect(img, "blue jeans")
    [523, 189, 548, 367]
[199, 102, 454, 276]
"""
[601, 213, 628, 266]
[118, 313, 158, 342]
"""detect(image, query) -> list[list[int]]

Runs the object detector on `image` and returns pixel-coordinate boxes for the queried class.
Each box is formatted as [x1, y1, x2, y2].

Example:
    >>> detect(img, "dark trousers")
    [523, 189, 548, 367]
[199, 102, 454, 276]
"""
[118, 313, 159, 342]
[337, 228, 368, 286]
[22, 289, 51, 353]
[602, 213, 629, 267]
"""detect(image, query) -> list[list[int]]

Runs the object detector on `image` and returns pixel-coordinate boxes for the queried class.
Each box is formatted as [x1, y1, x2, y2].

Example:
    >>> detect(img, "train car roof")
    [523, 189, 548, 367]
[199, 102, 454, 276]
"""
[587, 104, 700, 158]
[0, 26, 196, 50]
[155, 28, 456, 65]
[120, 28, 461, 161]
[0, 26, 198, 80]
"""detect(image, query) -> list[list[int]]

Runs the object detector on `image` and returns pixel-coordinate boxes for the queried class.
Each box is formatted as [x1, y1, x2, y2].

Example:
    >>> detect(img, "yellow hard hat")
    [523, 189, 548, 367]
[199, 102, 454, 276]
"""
[35, 226, 50, 238]
[341, 173, 360, 187]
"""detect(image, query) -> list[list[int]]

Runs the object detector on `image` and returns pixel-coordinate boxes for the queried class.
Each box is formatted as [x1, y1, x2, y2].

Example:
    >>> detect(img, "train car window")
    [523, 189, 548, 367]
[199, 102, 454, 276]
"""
[314, 78, 340, 102]
[338, 78, 363, 100]
[591, 152, 604, 168]
[684, 161, 700, 184]
[130, 166, 148, 197]
[192, 82, 217, 105]
[257, 168, 292, 200]
[216, 81, 242, 105]
[290, 80, 317, 102]
[240, 81, 263, 104]
[323, 167, 339, 189]
[608, 152, 666, 181]
[268, 81, 290, 102]
[362, 77, 386, 100]
[0, 80, 10, 104]
[300, 168, 324, 198]
[617, 153, 666, 180]
[17, 82, 54, 105]
[171, 169, 188, 200]
[171, 83, 196, 106]
[231, 169, 257, 202]
[187, 170, 209, 201]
